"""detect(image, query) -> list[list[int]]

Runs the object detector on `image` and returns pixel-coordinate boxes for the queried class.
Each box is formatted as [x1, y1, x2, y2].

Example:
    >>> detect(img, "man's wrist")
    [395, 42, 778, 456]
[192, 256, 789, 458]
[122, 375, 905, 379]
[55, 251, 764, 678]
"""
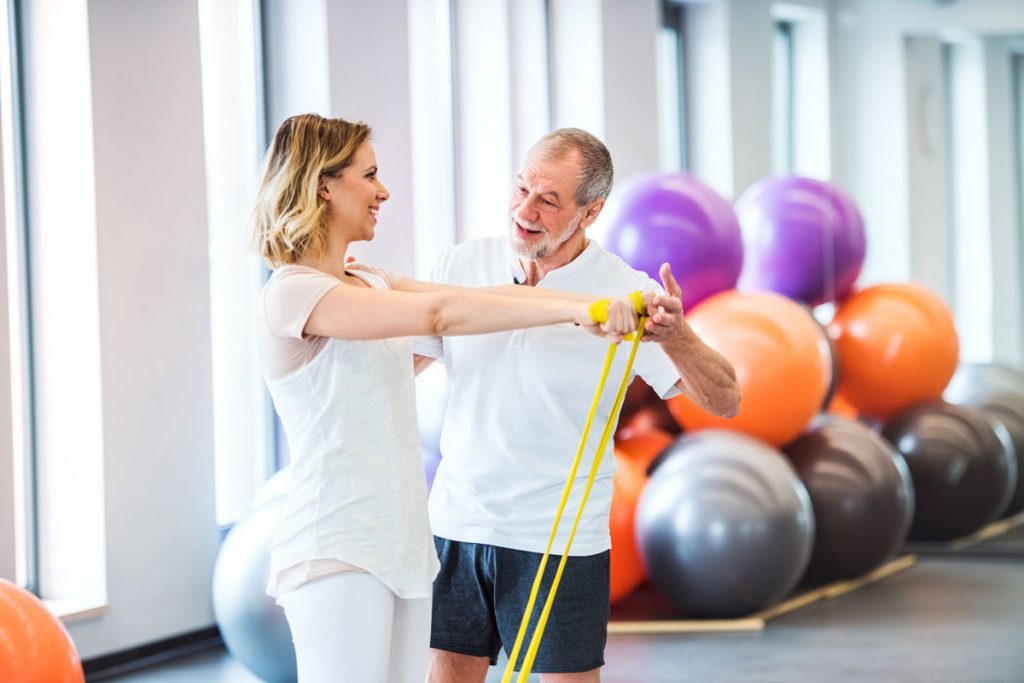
[660, 322, 699, 354]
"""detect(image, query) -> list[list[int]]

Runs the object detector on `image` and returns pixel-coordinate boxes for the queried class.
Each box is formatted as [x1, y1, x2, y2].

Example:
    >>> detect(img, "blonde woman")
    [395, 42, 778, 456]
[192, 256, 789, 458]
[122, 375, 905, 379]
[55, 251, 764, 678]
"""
[251, 114, 639, 683]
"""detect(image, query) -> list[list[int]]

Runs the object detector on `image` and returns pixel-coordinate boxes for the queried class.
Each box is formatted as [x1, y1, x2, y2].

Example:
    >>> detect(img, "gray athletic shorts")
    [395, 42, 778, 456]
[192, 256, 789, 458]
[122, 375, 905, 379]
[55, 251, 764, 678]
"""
[430, 536, 609, 674]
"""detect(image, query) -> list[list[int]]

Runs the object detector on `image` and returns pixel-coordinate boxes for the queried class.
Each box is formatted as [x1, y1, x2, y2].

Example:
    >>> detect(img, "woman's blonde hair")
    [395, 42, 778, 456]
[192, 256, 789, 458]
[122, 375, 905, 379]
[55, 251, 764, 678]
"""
[252, 114, 371, 267]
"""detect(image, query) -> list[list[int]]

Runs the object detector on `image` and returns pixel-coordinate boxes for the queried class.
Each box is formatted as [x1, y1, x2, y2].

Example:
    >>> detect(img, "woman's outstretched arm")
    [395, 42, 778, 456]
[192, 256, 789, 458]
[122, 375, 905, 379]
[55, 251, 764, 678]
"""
[304, 284, 639, 342]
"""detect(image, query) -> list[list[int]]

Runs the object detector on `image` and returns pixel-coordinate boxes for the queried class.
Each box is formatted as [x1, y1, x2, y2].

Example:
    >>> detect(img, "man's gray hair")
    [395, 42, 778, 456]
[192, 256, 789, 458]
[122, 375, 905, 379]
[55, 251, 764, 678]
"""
[534, 128, 614, 207]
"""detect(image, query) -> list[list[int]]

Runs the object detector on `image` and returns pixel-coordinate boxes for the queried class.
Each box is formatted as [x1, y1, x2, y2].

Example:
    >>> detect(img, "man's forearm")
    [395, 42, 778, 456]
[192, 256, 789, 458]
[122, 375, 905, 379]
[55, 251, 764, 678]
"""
[662, 326, 741, 418]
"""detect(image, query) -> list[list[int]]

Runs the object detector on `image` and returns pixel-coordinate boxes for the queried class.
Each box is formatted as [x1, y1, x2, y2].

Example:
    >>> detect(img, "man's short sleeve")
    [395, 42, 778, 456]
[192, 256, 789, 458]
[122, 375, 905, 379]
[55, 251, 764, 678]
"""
[632, 275, 681, 399]
[411, 255, 447, 359]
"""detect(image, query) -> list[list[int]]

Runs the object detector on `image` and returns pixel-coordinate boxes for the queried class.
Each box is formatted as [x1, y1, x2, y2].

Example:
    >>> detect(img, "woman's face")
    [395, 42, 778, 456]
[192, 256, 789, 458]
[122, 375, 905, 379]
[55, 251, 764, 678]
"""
[321, 140, 389, 242]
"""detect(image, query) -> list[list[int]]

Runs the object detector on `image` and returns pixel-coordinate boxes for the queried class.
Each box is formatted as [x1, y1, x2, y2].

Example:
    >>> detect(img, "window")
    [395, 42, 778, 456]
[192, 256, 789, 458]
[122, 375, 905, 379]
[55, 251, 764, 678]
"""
[659, 0, 688, 171]
[198, 0, 271, 526]
[0, 0, 32, 590]
[771, 4, 830, 179]
[773, 20, 795, 174]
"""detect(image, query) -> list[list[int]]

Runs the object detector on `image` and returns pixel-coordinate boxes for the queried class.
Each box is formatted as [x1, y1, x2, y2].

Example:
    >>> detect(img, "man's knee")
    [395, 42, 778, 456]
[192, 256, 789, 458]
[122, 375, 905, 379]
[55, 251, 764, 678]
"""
[540, 669, 601, 683]
[426, 648, 490, 683]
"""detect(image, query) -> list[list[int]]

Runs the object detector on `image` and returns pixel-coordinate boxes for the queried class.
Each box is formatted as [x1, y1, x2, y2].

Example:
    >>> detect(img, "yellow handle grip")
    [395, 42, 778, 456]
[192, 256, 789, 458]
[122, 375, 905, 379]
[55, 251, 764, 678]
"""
[587, 290, 646, 323]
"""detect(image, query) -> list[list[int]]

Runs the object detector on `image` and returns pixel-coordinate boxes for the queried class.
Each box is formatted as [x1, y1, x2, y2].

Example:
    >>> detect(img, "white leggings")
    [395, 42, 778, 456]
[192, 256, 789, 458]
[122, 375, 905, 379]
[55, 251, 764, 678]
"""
[278, 572, 431, 683]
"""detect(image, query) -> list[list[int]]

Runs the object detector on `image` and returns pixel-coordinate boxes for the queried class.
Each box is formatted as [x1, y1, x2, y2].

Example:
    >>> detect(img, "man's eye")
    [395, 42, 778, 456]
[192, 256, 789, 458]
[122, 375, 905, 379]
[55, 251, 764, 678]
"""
[543, 199, 556, 207]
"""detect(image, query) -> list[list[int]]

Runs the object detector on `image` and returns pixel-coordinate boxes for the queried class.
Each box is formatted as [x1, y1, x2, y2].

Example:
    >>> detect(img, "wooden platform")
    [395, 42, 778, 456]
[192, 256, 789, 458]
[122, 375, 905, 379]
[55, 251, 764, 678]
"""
[905, 510, 1024, 558]
[608, 555, 917, 634]
[609, 511, 1024, 635]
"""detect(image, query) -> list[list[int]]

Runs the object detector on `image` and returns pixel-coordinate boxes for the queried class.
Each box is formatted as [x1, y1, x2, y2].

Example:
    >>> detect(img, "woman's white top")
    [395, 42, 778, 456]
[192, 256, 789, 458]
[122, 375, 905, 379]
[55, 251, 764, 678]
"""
[258, 263, 439, 600]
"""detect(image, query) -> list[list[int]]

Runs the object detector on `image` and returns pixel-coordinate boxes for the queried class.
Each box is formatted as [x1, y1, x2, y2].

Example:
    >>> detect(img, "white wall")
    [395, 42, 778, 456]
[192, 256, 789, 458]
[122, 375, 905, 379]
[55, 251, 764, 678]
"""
[829, 0, 1024, 285]
[326, 0, 417, 274]
[828, 0, 1024, 367]
[982, 36, 1023, 366]
[904, 34, 952, 303]
[684, 0, 775, 199]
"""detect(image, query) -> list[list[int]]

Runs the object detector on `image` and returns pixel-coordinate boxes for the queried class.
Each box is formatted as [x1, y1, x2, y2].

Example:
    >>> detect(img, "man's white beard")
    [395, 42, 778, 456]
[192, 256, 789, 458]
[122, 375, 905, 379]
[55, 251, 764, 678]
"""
[509, 211, 583, 261]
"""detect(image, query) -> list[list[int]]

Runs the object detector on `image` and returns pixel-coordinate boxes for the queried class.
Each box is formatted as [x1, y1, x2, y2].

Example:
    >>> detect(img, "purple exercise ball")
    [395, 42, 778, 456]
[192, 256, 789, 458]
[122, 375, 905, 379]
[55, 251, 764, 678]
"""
[596, 172, 743, 311]
[736, 176, 865, 306]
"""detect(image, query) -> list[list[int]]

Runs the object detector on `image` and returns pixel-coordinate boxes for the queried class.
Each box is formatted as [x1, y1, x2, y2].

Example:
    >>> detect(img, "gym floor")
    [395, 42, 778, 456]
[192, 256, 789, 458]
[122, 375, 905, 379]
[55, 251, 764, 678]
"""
[94, 528, 1024, 683]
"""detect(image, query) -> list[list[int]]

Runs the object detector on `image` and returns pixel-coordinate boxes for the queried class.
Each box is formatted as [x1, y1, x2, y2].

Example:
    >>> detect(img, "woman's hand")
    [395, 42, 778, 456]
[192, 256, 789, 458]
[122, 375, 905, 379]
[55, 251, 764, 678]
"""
[576, 295, 642, 343]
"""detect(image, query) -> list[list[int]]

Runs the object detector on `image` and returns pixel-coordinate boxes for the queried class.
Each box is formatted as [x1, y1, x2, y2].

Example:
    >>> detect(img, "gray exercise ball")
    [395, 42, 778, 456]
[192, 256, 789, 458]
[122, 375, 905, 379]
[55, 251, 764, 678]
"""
[213, 499, 297, 683]
[945, 362, 1024, 402]
[785, 416, 914, 583]
[638, 430, 814, 618]
[883, 401, 1015, 541]
[946, 386, 1024, 516]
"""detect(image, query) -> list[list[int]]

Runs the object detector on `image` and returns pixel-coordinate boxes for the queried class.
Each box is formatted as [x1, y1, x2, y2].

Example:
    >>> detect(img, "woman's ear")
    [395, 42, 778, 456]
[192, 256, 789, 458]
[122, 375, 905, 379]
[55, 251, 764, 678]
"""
[317, 175, 331, 201]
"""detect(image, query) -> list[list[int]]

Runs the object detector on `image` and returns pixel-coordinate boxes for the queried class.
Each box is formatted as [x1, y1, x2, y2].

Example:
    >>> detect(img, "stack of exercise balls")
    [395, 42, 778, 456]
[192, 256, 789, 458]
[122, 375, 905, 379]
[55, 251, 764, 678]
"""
[599, 170, 1023, 618]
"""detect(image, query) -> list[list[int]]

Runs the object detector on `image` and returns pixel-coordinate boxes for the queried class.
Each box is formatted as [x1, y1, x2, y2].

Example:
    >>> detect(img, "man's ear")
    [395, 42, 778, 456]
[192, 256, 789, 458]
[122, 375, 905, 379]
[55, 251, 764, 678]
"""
[580, 199, 605, 229]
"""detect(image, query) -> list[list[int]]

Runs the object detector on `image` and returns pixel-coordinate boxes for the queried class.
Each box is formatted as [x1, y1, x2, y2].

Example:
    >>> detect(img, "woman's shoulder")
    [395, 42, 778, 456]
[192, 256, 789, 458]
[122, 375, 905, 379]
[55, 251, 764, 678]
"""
[345, 261, 402, 290]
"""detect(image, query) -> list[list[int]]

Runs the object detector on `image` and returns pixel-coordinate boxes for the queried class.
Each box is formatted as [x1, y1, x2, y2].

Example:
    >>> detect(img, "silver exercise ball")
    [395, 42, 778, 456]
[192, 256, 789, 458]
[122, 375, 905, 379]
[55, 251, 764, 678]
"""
[638, 430, 815, 618]
[212, 499, 297, 683]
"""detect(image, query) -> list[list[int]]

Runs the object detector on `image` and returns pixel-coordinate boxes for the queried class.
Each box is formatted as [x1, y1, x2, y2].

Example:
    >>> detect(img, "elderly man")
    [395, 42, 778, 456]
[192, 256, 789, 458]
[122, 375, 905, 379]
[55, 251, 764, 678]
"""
[415, 128, 740, 683]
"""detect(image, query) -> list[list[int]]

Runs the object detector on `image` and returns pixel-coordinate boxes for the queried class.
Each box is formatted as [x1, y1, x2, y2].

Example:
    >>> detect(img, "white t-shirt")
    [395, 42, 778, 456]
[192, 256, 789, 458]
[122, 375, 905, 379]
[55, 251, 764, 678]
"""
[413, 237, 680, 556]
[259, 263, 439, 600]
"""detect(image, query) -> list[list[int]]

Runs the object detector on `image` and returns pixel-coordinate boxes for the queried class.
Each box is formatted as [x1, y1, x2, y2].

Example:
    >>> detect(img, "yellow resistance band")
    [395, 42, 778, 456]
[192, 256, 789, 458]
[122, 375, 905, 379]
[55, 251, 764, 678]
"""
[501, 293, 648, 683]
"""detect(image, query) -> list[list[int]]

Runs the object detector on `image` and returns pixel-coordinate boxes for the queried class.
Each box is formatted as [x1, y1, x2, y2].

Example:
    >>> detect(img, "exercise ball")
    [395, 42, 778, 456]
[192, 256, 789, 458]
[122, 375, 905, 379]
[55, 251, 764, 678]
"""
[736, 177, 865, 305]
[826, 393, 859, 420]
[213, 500, 297, 683]
[422, 444, 442, 490]
[415, 361, 450, 451]
[828, 283, 958, 418]
[609, 455, 647, 604]
[945, 387, 1024, 516]
[946, 362, 1024, 400]
[637, 431, 814, 618]
[810, 309, 840, 412]
[614, 427, 674, 473]
[667, 290, 827, 445]
[785, 416, 914, 583]
[0, 579, 84, 683]
[883, 402, 1014, 541]
[596, 172, 743, 311]
[252, 466, 292, 509]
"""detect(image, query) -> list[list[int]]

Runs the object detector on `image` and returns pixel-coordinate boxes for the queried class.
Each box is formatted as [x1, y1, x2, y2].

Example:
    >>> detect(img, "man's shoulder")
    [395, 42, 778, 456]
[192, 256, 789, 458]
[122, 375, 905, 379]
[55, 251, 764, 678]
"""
[578, 241, 661, 290]
[433, 236, 508, 283]
[442, 236, 506, 261]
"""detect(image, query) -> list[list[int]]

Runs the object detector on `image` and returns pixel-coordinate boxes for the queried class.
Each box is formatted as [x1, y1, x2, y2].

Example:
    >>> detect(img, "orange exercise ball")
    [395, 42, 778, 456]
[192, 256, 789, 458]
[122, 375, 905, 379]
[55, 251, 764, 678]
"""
[828, 283, 958, 418]
[825, 392, 860, 420]
[614, 427, 674, 473]
[0, 579, 84, 683]
[667, 290, 827, 445]
[616, 380, 681, 438]
[609, 454, 647, 604]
